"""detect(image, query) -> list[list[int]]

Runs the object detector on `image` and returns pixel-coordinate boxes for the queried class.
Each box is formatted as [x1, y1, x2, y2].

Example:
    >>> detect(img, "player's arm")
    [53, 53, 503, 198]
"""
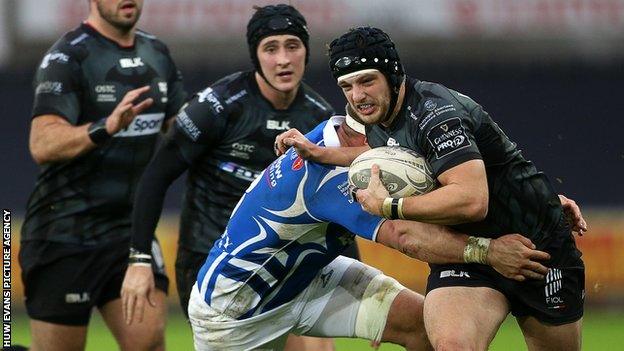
[122, 90, 227, 325]
[275, 127, 369, 166]
[30, 86, 153, 164]
[376, 220, 550, 281]
[357, 162, 488, 224]
[121, 135, 189, 324]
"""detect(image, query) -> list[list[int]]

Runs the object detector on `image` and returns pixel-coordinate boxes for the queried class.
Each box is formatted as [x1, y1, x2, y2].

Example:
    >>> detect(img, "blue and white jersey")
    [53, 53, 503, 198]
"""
[196, 116, 385, 319]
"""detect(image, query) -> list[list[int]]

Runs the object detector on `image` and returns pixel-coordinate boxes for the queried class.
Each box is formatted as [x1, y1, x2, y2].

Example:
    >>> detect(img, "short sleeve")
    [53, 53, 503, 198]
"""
[31, 50, 82, 124]
[170, 87, 229, 164]
[417, 99, 482, 177]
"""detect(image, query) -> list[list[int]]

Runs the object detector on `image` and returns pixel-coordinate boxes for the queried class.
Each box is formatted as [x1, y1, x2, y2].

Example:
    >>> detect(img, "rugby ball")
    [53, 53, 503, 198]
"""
[348, 146, 436, 198]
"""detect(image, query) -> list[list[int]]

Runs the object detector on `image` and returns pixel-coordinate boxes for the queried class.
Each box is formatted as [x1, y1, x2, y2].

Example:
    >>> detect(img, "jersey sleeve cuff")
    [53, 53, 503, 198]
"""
[434, 152, 482, 177]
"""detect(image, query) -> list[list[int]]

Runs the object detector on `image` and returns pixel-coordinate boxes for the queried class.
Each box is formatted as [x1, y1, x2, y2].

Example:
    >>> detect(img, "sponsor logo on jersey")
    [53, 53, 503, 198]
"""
[35, 81, 63, 95]
[407, 105, 418, 121]
[230, 143, 256, 160]
[320, 269, 334, 288]
[387, 137, 399, 146]
[545, 268, 566, 309]
[119, 57, 144, 68]
[426, 117, 471, 159]
[65, 292, 90, 304]
[225, 90, 247, 105]
[95, 85, 116, 93]
[114, 113, 165, 137]
[424, 100, 437, 111]
[440, 270, 471, 278]
[197, 87, 224, 114]
[40, 51, 69, 69]
[266, 155, 286, 188]
[338, 180, 355, 204]
[95, 85, 117, 102]
[217, 161, 261, 182]
[292, 156, 304, 171]
[266, 120, 291, 131]
[419, 104, 457, 129]
[158, 82, 168, 103]
[232, 143, 256, 153]
[176, 110, 201, 141]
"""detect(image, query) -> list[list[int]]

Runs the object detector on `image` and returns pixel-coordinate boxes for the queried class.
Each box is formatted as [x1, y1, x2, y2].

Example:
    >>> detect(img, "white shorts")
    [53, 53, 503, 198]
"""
[188, 255, 406, 351]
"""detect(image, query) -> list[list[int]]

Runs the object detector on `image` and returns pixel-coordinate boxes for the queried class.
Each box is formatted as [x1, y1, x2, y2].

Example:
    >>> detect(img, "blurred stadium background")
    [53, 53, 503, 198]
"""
[3, 0, 623, 349]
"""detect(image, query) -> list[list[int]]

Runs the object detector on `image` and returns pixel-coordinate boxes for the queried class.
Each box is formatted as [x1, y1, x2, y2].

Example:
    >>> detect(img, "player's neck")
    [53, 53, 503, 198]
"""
[85, 16, 136, 47]
[381, 81, 406, 128]
[255, 72, 298, 110]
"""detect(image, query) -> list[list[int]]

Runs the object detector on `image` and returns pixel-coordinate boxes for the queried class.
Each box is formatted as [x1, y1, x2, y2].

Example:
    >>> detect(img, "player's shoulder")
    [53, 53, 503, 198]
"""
[186, 71, 250, 117]
[298, 82, 335, 117]
[45, 25, 91, 62]
[406, 78, 481, 131]
[212, 71, 249, 93]
[206, 71, 252, 105]
[307, 119, 330, 144]
[412, 79, 480, 111]
[410, 79, 458, 107]
[135, 28, 172, 55]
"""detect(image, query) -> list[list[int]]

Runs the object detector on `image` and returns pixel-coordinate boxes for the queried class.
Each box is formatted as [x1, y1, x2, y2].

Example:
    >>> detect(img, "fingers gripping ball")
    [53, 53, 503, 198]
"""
[348, 146, 437, 198]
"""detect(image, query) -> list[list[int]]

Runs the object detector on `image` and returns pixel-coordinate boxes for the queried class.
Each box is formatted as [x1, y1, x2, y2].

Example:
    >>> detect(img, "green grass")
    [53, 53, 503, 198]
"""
[10, 309, 624, 350]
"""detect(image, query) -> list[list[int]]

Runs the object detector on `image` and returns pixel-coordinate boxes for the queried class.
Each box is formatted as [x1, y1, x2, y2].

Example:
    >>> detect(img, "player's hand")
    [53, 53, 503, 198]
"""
[121, 264, 156, 325]
[487, 234, 551, 282]
[274, 128, 303, 156]
[559, 194, 588, 236]
[105, 86, 154, 135]
[356, 164, 389, 217]
[274, 128, 320, 159]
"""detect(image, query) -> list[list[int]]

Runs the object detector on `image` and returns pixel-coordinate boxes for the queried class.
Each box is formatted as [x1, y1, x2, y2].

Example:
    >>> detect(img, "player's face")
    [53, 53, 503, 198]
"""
[94, 0, 143, 31]
[338, 71, 391, 125]
[256, 35, 306, 93]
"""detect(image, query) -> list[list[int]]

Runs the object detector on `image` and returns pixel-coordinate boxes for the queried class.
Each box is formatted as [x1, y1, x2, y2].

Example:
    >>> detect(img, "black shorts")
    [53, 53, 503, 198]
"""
[175, 246, 208, 318]
[19, 238, 169, 326]
[427, 225, 584, 325]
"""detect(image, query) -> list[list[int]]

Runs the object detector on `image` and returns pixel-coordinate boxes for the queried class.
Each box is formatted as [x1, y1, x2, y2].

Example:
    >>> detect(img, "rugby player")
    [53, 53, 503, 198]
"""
[186, 112, 555, 350]
[276, 27, 587, 350]
[19, 1, 186, 350]
[120, 4, 344, 350]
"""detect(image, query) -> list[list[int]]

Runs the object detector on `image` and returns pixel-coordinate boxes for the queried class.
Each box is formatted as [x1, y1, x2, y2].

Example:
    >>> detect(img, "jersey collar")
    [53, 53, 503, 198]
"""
[81, 22, 136, 50]
[322, 115, 345, 147]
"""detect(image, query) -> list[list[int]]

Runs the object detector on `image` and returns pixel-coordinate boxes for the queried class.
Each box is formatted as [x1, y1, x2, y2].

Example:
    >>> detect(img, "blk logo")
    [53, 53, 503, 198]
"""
[119, 57, 144, 68]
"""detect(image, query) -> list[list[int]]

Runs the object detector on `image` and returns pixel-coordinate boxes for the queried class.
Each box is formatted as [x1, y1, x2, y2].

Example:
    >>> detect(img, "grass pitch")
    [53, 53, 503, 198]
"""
[10, 309, 624, 350]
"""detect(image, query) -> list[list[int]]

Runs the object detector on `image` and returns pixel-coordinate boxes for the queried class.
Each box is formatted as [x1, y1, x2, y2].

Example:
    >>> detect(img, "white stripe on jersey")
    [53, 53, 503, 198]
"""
[228, 257, 278, 288]
[317, 167, 348, 191]
[253, 247, 325, 317]
[114, 113, 165, 137]
[200, 252, 228, 298]
[252, 247, 289, 267]
[265, 163, 311, 218]
[260, 216, 325, 245]
[231, 217, 268, 255]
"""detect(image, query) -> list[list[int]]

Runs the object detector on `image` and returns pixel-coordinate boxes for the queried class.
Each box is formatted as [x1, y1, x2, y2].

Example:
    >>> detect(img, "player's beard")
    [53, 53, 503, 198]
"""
[96, 1, 142, 33]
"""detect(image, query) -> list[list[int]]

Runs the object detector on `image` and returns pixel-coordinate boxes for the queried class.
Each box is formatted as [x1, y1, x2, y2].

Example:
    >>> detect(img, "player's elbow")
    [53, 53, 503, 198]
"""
[391, 222, 424, 260]
[464, 194, 488, 221]
[29, 141, 51, 165]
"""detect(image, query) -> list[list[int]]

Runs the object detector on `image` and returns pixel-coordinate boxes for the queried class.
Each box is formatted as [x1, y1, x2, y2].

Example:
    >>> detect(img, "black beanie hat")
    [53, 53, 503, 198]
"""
[328, 27, 404, 93]
[247, 4, 310, 75]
